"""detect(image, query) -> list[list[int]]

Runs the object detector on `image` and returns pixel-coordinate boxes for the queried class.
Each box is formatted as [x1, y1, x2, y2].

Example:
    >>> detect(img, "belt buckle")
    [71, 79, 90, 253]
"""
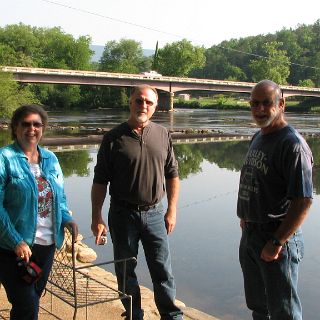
[137, 204, 149, 211]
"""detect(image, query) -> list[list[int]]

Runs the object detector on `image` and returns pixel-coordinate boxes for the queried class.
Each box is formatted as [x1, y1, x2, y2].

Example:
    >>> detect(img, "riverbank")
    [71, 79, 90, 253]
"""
[0, 267, 220, 320]
[0, 233, 221, 320]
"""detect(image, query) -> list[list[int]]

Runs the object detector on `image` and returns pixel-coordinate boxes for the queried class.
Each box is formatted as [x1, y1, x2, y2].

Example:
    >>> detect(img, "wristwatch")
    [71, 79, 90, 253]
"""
[270, 235, 283, 247]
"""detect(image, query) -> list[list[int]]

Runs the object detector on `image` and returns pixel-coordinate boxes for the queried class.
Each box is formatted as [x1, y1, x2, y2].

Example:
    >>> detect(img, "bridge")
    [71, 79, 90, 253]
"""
[2, 66, 320, 110]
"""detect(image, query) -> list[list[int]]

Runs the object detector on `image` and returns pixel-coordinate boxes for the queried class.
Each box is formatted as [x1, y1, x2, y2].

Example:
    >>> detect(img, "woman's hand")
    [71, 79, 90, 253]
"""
[15, 241, 32, 263]
[64, 221, 79, 242]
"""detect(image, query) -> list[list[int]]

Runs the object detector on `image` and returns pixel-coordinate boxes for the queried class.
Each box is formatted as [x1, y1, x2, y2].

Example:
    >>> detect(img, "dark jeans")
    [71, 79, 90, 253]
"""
[108, 202, 183, 320]
[239, 224, 304, 320]
[0, 244, 55, 320]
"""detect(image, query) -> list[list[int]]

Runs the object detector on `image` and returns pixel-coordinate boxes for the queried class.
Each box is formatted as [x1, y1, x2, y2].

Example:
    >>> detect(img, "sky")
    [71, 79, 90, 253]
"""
[1, 0, 320, 50]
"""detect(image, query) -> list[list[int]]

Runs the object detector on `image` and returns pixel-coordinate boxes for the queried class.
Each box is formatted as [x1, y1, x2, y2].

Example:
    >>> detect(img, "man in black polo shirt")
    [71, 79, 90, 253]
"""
[91, 85, 183, 320]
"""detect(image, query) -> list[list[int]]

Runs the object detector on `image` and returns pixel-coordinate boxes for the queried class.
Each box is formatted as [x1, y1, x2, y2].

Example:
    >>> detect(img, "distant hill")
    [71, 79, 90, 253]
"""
[90, 45, 155, 62]
[90, 45, 104, 62]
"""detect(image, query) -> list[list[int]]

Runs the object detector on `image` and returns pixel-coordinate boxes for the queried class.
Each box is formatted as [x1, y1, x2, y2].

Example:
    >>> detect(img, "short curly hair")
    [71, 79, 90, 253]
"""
[10, 104, 48, 140]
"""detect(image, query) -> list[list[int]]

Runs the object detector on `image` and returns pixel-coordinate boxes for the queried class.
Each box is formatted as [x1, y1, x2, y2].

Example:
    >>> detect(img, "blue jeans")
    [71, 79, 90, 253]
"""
[108, 201, 183, 320]
[239, 224, 304, 320]
[0, 244, 55, 320]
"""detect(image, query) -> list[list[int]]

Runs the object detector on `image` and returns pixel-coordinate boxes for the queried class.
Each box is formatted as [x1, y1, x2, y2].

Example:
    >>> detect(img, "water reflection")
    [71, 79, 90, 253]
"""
[56, 151, 93, 177]
[52, 139, 320, 190]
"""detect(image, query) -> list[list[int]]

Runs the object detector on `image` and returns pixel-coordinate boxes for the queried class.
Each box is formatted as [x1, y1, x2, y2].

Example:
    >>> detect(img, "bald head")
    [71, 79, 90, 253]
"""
[252, 80, 282, 102]
[250, 79, 287, 134]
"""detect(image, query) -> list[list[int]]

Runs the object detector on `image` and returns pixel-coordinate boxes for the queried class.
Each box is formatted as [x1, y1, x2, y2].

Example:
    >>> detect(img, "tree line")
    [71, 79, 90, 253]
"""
[0, 21, 320, 117]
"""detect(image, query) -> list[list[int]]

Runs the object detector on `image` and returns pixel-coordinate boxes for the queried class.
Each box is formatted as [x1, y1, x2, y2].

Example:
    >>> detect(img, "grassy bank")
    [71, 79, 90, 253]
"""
[174, 96, 320, 112]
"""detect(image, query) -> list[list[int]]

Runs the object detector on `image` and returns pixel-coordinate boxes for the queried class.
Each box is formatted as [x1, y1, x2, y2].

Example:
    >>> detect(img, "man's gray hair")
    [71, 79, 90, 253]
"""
[130, 85, 158, 100]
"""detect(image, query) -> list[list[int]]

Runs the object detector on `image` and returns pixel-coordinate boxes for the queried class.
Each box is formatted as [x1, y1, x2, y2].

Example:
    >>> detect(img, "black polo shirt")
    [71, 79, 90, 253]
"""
[93, 121, 178, 205]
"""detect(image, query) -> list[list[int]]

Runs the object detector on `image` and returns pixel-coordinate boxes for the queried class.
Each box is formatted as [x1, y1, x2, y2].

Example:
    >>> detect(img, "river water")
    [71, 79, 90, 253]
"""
[1, 108, 320, 319]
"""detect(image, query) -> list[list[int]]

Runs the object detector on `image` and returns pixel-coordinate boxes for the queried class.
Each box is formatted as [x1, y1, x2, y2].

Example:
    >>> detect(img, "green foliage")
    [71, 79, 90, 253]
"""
[0, 23, 93, 110]
[0, 129, 12, 146]
[191, 46, 246, 80]
[55, 151, 93, 177]
[173, 140, 249, 180]
[152, 41, 159, 70]
[99, 39, 149, 73]
[0, 71, 38, 118]
[157, 39, 206, 77]
[0, 24, 93, 70]
[173, 144, 203, 179]
[194, 19, 320, 86]
[47, 85, 82, 110]
[79, 86, 129, 109]
[35, 28, 93, 70]
[0, 23, 39, 66]
[298, 79, 315, 87]
[2, 20, 320, 110]
[98, 38, 151, 107]
[249, 41, 290, 84]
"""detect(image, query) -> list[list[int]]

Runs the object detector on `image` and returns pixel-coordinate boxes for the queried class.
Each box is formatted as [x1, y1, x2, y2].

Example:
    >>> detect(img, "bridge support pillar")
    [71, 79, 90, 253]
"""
[158, 92, 174, 111]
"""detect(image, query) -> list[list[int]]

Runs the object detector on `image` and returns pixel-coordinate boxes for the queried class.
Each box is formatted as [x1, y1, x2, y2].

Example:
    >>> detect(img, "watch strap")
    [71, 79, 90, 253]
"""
[270, 234, 283, 247]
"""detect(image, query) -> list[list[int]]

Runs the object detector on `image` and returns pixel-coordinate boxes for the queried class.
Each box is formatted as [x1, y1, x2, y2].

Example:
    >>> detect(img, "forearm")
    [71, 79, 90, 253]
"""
[164, 177, 180, 234]
[166, 176, 179, 210]
[91, 183, 107, 222]
[274, 197, 312, 245]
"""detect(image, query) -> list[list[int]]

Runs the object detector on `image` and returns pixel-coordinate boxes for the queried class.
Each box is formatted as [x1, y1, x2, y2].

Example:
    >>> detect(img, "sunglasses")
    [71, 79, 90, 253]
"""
[135, 98, 155, 107]
[249, 99, 276, 108]
[20, 121, 44, 128]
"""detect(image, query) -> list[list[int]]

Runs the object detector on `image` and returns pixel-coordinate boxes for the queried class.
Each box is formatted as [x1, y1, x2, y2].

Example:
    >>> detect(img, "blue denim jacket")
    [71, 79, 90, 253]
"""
[0, 142, 73, 250]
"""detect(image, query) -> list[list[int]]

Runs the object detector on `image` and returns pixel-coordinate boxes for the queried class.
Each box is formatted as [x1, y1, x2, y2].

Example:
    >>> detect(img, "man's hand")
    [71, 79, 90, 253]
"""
[165, 176, 179, 235]
[165, 207, 177, 234]
[260, 240, 283, 262]
[91, 183, 108, 244]
[91, 219, 108, 245]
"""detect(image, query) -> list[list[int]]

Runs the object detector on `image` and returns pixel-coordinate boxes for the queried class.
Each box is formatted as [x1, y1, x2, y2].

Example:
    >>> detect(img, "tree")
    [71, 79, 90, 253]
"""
[298, 79, 315, 87]
[0, 24, 94, 110]
[56, 151, 92, 177]
[44, 85, 82, 110]
[0, 71, 38, 118]
[157, 39, 205, 77]
[0, 44, 19, 66]
[34, 27, 93, 70]
[151, 41, 159, 71]
[0, 23, 40, 66]
[193, 46, 246, 80]
[249, 41, 290, 84]
[99, 39, 148, 73]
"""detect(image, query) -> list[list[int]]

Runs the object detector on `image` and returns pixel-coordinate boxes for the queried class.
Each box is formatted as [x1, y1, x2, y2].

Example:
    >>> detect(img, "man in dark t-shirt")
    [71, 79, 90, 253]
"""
[237, 80, 313, 320]
[91, 85, 183, 320]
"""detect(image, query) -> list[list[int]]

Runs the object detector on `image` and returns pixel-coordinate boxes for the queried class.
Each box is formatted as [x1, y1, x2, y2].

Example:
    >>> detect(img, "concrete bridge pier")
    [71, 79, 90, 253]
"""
[158, 91, 174, 111]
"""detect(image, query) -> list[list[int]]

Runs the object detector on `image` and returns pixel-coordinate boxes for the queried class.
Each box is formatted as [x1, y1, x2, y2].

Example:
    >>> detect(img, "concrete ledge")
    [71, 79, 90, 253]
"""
[183, 307, 221, 320]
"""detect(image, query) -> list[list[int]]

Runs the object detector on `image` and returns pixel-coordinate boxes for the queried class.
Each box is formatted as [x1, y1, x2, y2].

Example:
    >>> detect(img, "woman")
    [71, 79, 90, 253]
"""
[0, 104, 78, 320]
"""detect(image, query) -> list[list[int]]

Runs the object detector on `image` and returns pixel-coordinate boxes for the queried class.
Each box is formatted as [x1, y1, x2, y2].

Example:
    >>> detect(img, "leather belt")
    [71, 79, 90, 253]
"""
[112, 198, 157, 211]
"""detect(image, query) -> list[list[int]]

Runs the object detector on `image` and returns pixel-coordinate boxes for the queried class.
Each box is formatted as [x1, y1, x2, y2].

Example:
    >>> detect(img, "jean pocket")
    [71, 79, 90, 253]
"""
[289, 231, 304, 262]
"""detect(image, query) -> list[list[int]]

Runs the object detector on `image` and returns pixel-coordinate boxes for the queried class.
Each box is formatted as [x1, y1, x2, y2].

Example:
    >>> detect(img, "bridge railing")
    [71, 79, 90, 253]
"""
[1, 65, 320, 93]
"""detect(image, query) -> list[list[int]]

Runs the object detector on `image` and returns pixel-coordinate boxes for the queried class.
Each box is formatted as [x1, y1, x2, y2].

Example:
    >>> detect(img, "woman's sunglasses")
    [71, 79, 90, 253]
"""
[20, 121, 44, 128]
